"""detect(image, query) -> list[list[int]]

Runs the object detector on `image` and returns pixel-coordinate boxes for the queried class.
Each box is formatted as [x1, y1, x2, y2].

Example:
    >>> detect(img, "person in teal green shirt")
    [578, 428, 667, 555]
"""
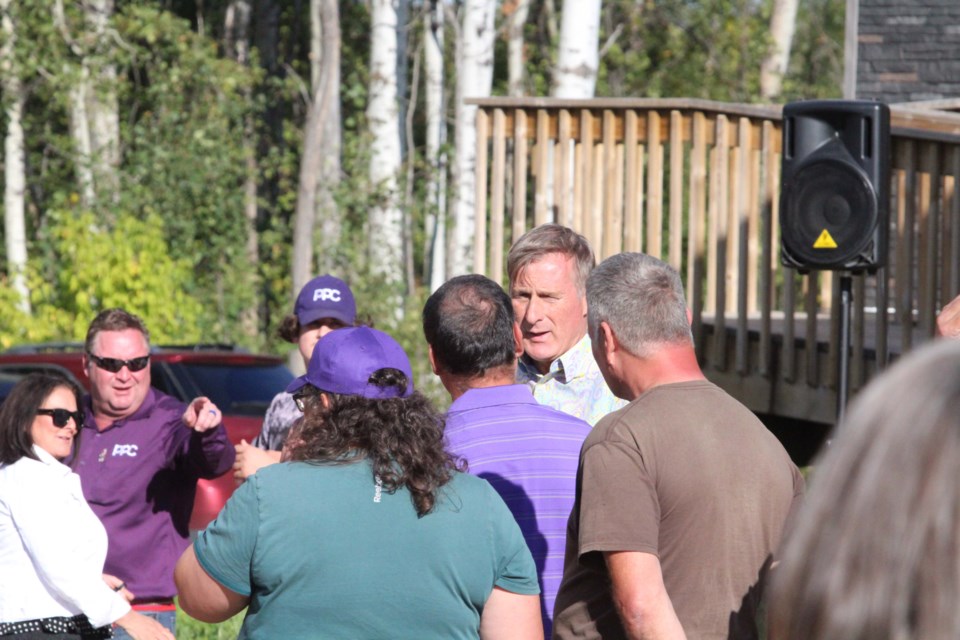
[174, 327, 542, 639]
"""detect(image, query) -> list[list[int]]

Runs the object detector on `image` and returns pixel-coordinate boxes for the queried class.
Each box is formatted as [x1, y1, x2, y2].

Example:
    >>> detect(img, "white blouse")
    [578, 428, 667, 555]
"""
[0, 446, 131, 628]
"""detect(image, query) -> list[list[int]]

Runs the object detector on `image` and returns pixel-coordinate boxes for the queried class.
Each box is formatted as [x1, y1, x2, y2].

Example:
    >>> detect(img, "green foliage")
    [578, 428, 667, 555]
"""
[782, 0, 845, 100]
[113, 4, 261, 345]
[0, 0, 845, 360]
[596, 0, 771, 101]
[0, 285, 34, 351]
[519, 0, 561, 96]
[176, 605, 244, 640]
[2, 1, 267, 349]
[0, 210, 204, 347]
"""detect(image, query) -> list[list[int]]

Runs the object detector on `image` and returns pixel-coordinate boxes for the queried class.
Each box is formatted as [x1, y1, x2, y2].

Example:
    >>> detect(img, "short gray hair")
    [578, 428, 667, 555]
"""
[507, 224, 595, 294]
[587, 253, 692, 357]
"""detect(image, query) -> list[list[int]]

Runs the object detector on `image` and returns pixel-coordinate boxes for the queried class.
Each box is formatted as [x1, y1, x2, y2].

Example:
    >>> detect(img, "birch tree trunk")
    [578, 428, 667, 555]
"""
[291, 0, 340, 298]
[424, 1, 447, 291]
[507, 0, 531, 97]
[83, 0, 120, 205]
[224, 0, 261, 340]
[254, 0, 282, 197]
[760, 0, 800, 100]
[551, 0, 601, 97]
[367, 0, 405, 291]
[66, 75, 96, 207]
[396, 0, 410, 159]
[452, 0, 496, 276]
[402, 35, 420, 297]
[1, 0, 30, 312]
[310, 0, 343, 275]
[55, 0, 120, 209]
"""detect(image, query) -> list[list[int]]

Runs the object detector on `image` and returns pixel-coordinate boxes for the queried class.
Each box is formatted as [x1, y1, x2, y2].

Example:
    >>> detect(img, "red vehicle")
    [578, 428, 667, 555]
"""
[0, 343, 293, 530]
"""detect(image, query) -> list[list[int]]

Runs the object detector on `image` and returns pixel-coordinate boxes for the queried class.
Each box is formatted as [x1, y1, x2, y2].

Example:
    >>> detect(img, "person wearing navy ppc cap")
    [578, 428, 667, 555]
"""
[233, 274, 357, 482]
[176, 327, 544, 639]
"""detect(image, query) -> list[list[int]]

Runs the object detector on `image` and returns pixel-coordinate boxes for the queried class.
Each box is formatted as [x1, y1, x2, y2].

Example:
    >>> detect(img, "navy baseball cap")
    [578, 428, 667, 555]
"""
[294, 275, 357, 326]
[286, 326, 414, 399]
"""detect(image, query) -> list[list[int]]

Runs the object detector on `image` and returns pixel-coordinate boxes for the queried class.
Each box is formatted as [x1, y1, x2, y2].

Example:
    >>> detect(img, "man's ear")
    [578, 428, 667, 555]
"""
[598, 321, 618, 362]
[427, 345, 440, 375]
[512, 322, 523, 359]
[686, 307, 693, 326]
[82, 354, 91, 380]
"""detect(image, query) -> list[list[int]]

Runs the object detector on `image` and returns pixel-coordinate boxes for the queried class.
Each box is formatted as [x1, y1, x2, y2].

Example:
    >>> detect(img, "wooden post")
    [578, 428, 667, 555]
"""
[646, 111, 663, 258]
[473, 109, 489, 275]
[624, 110, 641, 252]
[712, 115, 730, 371]
[689, 112, 708, 354]
[490, 108, 507, 284]
[602, 109, 622, 259]
[759, 120, 778, 378]
[558, 109, 573, 227]
[917, 141, 940, 337]
[895, 140, 917, 351]
[580, 110, 595, 245]
[947, 147, 960, 297]
[669, 110, 684, 271]
[535, 109, 551, 226]
[512, 109, 529, 247]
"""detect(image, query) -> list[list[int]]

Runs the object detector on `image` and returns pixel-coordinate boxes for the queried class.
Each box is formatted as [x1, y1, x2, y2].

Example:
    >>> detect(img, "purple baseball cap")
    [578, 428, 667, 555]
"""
[295, 274, 357, 326]
[286, 326, 414, 399]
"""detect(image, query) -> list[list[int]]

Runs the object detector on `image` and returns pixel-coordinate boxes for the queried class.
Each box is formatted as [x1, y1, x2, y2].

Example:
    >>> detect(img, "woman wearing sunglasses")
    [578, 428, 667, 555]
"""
[0, 373, 174, 639]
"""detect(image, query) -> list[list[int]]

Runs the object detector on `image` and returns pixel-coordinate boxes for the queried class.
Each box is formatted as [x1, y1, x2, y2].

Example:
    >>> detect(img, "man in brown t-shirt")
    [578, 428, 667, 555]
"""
[553, 253, 804, 640]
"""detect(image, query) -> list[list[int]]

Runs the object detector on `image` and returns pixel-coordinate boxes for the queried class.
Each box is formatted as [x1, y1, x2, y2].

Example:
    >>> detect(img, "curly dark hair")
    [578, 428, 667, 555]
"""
[286, 368, 464, 517]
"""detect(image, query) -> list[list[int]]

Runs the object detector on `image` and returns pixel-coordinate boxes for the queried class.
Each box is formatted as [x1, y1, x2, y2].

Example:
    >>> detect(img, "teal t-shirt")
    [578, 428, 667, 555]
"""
[193, 459, 539, 639]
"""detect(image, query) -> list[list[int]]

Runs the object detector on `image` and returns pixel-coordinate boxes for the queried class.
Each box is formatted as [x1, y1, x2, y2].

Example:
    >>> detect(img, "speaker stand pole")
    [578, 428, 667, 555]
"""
[837, 273, 853, 426]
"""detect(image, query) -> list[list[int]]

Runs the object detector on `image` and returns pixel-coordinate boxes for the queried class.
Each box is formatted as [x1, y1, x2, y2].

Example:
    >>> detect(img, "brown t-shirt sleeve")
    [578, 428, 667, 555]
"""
[578, 439, 660, 571]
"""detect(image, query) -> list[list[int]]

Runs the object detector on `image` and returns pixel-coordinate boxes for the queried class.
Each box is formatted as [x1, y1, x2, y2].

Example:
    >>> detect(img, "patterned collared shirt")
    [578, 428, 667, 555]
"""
[253, 392, 302, 451]
[516, 334, 627, 426]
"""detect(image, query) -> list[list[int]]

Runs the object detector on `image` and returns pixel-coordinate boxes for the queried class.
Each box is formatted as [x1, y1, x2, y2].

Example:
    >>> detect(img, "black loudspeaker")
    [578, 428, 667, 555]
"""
[780, 100, 890, 272]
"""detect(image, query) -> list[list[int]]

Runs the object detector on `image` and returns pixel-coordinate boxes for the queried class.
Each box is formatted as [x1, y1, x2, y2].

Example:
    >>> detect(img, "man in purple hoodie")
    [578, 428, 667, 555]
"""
[72, 308, 235, 638]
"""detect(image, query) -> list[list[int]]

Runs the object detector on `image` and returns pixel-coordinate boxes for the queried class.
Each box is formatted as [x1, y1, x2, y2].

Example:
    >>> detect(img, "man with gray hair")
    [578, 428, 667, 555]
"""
[553, 253, 804, 640]
[508, 224, 625, 425]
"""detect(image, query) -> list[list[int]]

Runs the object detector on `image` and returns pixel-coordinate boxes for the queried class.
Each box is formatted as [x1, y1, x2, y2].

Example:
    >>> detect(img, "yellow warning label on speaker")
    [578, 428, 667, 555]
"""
[813, 229, 838, 249]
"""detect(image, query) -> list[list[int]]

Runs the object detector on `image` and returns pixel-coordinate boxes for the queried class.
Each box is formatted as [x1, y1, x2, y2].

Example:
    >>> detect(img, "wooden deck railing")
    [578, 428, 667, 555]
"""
[468, 97, 960, 423]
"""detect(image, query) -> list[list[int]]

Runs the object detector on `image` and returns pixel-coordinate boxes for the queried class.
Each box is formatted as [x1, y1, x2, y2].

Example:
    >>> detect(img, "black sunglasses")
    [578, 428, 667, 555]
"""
[87, 353, 150, 373]
[292, 387, 319, 412]
[36, 408, 84, 428]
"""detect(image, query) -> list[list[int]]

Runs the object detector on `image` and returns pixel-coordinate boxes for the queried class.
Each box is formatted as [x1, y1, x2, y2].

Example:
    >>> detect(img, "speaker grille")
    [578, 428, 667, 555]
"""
[781, 158, 878, 269]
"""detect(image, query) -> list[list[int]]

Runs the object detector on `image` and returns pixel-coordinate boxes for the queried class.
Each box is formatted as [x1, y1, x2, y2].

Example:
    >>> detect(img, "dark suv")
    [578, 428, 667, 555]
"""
[0, 343, 293, 530]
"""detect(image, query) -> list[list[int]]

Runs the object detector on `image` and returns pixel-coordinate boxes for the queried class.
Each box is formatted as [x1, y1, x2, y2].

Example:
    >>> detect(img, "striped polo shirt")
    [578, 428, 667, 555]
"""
[445, 384, 592, 637]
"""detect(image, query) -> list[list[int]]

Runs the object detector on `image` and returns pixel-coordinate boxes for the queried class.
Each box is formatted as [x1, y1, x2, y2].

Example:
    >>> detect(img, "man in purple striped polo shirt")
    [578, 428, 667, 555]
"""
[423, 274, 592, 637]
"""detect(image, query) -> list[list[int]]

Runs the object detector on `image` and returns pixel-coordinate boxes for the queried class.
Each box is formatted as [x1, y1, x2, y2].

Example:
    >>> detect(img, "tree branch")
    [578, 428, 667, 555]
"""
[598, 24, 623, 60]
[52, 0, 84, 57]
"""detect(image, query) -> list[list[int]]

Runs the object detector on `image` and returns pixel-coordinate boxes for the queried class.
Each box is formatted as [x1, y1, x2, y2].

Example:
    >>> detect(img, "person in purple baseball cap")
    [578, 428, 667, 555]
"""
[233, 274, 357, 481]
[176, 327, 543, 639]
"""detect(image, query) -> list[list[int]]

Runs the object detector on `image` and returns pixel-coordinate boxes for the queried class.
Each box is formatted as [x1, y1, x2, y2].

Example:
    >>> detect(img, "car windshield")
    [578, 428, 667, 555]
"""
[168, 363, 293, 416]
